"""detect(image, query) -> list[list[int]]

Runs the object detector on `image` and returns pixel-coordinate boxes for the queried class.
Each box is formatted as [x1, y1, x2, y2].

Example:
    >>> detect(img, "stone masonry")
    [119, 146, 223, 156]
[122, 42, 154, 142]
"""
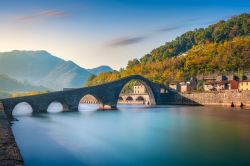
[164, 90, 250, 107]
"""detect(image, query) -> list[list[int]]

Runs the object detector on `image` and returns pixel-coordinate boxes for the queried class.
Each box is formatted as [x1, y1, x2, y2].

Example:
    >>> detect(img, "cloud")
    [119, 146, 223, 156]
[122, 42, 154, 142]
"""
[107, 25, 180, 47]
[157, 25, 180, 32]
[12, 9, 68, 23]
[13, 15, 34, 21]
[39, 10, 67, 17]
[107, 36, 147, 47]
[156, 17, 202, 32]
[107, 17, 204, 47]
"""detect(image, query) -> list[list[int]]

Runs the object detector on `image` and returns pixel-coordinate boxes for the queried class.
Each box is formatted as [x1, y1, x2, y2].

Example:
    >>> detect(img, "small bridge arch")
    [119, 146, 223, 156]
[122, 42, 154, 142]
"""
[12, 102, 33, 116]
[136, 96, 145, 101]
[126, 96, 133, 101]
[47, 101, 69, 113]
[79, 94, 101, 104]
[118, 96, 124, 101]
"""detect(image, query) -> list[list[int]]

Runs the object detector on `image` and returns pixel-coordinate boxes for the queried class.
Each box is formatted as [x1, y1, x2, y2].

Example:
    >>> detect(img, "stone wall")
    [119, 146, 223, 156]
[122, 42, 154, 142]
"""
[167, 90, 250, 107]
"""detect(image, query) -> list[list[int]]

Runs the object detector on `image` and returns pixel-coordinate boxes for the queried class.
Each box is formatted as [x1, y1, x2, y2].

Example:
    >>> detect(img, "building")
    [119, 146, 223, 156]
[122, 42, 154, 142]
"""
[169, 77, 196, 93]
[197, 74, 229, 82]
[197, 74, 217, 81]
[214, 81, 229, 91]
[203, 82, 215, 91]
[239, 80, 250, 91]
[133, 82, 146, 94]
[228, 80, 239, 89]
[204, 80, 239, 91]
[169, 81, 180, 92]
[202, 74, 240, 92]
[179, 82, 191, 93]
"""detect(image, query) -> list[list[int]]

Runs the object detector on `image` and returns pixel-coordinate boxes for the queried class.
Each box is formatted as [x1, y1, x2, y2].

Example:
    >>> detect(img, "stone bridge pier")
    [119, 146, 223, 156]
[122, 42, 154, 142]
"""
[1, 75, 166, 117]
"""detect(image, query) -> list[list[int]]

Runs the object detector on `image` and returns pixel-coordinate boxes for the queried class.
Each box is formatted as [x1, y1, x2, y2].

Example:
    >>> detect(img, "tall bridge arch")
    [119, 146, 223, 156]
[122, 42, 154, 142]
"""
[117, 78, 156, 105]
[1, 75, 166, 117]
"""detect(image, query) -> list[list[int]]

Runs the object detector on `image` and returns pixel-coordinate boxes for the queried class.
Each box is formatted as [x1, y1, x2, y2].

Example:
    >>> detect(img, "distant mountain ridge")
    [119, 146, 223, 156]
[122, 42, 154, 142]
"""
[87, 66, 113, 75]
[0, 50, 113, 90]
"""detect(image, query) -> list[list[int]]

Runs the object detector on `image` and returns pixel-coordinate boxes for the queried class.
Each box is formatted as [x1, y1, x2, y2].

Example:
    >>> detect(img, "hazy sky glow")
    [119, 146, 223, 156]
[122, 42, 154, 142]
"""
[0, 0, 249, 69]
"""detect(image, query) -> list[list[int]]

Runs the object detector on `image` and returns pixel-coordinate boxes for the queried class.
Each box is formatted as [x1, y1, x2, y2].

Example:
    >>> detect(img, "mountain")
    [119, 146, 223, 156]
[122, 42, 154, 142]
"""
[86, 13, 250, 86]
[0, 50, 112, 90]
[0, 74, 49, 98]
[87, 66, 113, 75]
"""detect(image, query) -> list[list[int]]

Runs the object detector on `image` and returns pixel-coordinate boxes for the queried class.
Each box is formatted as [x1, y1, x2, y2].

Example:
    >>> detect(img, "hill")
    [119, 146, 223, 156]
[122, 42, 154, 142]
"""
[0, 74, 49, 98]
[140, 13, 250, 63]
[0, 50, 112, 90]
[86, 13, 250, 86]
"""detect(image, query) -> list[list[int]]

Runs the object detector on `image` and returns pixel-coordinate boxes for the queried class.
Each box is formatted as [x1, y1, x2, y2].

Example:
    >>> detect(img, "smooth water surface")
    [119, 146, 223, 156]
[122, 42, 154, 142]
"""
[12, 105, 250, 166]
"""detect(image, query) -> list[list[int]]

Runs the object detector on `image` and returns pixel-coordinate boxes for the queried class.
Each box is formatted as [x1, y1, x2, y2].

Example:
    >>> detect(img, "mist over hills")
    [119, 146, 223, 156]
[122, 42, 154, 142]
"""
[0, 50, 113, 91]
[0, 74, 49, 99]
[0, 74, 48, 92]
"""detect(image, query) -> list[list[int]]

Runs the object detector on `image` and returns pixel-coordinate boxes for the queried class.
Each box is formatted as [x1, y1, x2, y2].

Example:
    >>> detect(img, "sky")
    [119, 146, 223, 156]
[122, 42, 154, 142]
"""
[0, 0, 249, 70]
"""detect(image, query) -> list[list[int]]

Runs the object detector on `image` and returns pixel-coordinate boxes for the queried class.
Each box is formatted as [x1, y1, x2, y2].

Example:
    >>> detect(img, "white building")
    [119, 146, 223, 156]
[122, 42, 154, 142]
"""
[133, 82, 147, 94]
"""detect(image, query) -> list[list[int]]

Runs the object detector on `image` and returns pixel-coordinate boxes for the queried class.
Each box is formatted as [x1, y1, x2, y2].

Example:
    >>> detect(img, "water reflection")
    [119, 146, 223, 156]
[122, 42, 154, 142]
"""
[47, 102, 64, 113]
[78, 103, 99, 112]
[12, 102, 33, 116]
[11, 106, 250, 166]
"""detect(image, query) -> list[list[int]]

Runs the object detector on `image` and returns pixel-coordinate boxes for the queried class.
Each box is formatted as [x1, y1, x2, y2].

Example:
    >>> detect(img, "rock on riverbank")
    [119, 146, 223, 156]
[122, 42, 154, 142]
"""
[0, 105, 24, 166]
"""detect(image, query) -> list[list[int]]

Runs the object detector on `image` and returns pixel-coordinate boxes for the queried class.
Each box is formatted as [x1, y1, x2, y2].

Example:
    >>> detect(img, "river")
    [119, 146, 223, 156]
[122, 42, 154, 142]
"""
[11, 105, 250, 166]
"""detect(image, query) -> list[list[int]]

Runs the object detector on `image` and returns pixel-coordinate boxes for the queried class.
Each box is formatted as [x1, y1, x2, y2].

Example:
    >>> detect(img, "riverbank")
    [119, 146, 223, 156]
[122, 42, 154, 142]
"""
[0, 104, 24, 166]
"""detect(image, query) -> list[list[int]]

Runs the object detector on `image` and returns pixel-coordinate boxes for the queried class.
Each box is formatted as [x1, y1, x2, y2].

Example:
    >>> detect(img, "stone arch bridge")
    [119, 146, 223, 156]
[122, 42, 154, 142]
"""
[1, 75, 166, 117]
